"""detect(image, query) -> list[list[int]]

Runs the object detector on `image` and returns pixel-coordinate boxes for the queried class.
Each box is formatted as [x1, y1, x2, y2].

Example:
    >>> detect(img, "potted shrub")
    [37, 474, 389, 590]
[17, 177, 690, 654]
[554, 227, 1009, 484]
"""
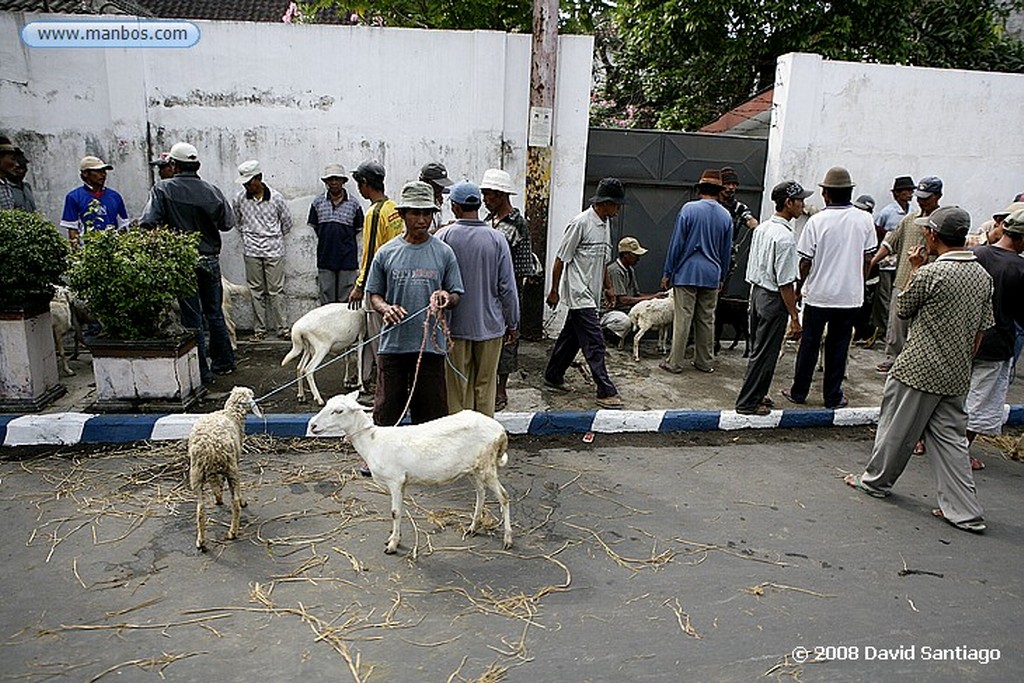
[67, 227, 205, 411]
[0, 209, 69, 411]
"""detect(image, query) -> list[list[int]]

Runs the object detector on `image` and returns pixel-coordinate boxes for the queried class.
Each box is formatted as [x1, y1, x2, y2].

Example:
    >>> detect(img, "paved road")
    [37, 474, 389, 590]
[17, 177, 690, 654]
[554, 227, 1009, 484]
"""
[1, 430, 1020, 682]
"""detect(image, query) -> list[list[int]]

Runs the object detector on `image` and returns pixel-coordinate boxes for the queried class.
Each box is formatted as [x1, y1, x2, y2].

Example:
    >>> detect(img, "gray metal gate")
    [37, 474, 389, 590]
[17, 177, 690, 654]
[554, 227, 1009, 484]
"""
[584, 128, 767, 292]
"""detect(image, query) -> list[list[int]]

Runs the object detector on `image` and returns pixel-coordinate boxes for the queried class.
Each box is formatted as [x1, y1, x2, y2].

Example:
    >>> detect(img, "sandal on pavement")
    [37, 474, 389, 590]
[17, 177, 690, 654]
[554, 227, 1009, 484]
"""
[659, 361, 683, 375]
[761, 396, 775, 408]
[781, 389, 806, 405]
[876, 360, 894, 373]
[543, 378, 571, 392]
[844, 473, 889, 498]
[494, 397, 508, 412]
[932, 508, 986, 533]
[736, 404, 771, 416]
[595, 395, 624, 409]
[913, 440, 926, 456]
[970, 456, 985, 470]
[691, 362, 715, 374]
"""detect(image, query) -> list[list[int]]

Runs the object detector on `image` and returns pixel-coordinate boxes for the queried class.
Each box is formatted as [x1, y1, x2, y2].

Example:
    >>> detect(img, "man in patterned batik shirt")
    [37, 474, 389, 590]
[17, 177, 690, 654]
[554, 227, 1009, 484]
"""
[845, 207, 993, 534]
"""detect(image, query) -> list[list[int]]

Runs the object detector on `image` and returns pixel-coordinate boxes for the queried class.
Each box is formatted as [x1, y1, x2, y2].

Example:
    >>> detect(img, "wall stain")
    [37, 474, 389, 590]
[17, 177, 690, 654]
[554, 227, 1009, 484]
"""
[150, 89, 334, 111]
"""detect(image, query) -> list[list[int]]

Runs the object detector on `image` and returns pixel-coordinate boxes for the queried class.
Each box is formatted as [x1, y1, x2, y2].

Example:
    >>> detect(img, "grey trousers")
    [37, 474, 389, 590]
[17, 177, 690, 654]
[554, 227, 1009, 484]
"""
[871, 270, 893, 332]
[666, 285, 718, 371]
[244, 256, 287, 335]
[318, 269, 357, 305]
[884, 287, 909, 359]
[735, 286, 788, 411]
[860, 376, 984, 524]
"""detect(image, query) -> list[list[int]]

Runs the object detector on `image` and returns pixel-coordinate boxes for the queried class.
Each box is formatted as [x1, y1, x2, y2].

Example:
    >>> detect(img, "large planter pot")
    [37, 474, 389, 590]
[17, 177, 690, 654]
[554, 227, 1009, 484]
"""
[88, 332, 206, 412]
[0, 296, 66, 412]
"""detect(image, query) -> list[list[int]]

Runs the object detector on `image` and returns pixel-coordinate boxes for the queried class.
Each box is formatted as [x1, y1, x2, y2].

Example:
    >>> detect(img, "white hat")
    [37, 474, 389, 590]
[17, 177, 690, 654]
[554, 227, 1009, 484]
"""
[79, 155, 112, 172]
[320, 163, 348, 181]
[236, 159, 262, 184]
[480, 168, 516, 195]
[169, 142, 199, 163]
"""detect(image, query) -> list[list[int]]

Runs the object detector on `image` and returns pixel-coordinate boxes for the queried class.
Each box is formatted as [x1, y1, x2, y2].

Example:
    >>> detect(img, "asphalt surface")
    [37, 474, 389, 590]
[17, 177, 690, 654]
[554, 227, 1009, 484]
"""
[1, 430, 1021, 682]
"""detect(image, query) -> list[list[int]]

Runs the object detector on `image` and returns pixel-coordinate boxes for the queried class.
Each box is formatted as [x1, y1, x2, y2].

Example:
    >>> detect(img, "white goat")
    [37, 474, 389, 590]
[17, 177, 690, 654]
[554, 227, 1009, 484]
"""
[187, 386, 262, 551]
[50, 286, 74, 376]
[281, 303, 365, 405]
[221, 277, 252, 350]
[310, 391, 512, 554]
[629, 290, 674, 362]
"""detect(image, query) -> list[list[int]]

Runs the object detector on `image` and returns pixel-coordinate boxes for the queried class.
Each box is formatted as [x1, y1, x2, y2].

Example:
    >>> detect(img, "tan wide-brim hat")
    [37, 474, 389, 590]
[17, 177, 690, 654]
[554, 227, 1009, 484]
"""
[321, 163, 348, 181]
[819, 166, 855, 189]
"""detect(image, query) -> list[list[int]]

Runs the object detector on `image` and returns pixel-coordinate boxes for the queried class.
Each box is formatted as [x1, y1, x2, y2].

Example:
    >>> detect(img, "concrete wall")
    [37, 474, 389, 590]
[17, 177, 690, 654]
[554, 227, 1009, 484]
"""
[0, 12, 593, 329]
[765, 52, 1024, 227]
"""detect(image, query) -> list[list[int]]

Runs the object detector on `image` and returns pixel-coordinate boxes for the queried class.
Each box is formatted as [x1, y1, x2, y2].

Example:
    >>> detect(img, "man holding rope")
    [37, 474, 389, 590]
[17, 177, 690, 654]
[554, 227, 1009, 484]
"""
[365, 181, 465, 430]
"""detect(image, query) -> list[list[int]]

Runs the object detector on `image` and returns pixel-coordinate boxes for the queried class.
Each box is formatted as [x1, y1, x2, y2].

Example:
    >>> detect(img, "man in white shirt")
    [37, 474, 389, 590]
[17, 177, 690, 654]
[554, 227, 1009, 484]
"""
[783, 167, 877, 409]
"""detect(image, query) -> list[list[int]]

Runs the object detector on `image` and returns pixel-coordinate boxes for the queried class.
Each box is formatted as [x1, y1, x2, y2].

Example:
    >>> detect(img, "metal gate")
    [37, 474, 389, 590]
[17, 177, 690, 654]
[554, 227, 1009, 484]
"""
[584, 128, 767, 293]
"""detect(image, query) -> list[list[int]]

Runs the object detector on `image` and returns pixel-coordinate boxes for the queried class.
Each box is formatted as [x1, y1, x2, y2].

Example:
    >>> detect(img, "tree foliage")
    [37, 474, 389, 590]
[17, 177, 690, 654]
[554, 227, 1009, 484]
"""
[300, 1, 1024, 130]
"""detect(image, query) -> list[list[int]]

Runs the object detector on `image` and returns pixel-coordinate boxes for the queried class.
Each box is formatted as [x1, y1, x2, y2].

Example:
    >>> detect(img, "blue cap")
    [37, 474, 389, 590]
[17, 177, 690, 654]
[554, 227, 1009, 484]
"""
[914, 176, 943, 198]
[450, 181, 482, 207]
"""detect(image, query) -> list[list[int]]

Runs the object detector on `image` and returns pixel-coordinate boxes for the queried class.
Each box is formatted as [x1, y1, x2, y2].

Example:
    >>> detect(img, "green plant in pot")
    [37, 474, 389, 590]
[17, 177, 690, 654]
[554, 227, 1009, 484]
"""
[67, 227, 199, 340]
[0, 209, 69, 310]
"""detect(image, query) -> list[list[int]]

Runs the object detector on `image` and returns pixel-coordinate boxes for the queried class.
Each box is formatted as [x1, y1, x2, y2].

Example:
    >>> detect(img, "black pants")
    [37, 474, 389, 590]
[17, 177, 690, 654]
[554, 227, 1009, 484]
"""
[374, 353, 447, 427]
[735, 286, 788, 411]
[544, 308, 617, 399]
[179, 255, 235, 382]
[788, 304, 857, 408]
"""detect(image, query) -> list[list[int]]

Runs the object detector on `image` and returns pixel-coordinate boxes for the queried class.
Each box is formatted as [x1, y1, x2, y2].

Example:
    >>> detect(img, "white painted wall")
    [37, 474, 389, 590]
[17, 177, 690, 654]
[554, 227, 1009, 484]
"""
[0, 12, 593, 328]
[765, 52, 1024, 228]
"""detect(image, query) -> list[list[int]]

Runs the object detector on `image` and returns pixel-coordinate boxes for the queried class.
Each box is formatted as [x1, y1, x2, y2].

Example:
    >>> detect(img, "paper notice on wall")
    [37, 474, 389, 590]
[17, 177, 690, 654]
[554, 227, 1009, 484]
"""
[528, 106, 553, 148]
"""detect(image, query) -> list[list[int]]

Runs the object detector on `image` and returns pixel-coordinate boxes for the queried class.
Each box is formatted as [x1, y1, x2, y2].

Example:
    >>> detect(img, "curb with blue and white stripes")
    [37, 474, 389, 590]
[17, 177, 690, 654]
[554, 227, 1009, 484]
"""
[2, 405, 1023, 447]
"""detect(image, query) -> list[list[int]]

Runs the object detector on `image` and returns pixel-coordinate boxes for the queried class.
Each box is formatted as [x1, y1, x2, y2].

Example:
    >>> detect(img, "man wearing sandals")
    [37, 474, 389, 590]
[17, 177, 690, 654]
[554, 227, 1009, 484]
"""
[845, 207, 993, 533]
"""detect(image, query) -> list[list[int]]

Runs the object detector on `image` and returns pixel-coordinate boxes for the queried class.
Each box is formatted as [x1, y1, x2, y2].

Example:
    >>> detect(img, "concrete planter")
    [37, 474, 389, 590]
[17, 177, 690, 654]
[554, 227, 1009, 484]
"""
[0, 296, 66, 412]
[88, 332, 205, 412]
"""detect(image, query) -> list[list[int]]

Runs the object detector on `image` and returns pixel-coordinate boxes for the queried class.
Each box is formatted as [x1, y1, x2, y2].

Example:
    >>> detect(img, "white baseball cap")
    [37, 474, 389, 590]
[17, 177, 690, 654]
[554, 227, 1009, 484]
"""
[236, 159, 262, 184]
[169, 142, 199, 163]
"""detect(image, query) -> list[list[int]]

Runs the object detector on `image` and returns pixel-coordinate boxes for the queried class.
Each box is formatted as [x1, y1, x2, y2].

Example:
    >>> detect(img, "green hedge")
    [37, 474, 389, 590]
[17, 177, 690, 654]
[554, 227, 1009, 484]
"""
[0, 209, 69, 309]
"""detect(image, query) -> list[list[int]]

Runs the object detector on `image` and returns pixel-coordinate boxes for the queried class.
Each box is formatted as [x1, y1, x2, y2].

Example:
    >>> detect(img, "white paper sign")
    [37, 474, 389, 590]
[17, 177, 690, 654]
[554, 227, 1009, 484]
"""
[528, 106, 553, 148]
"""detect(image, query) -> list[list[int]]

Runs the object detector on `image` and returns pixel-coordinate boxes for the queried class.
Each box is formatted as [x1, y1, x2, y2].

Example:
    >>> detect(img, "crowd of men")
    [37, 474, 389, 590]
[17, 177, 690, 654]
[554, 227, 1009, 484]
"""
[3, 134, 1023, 532]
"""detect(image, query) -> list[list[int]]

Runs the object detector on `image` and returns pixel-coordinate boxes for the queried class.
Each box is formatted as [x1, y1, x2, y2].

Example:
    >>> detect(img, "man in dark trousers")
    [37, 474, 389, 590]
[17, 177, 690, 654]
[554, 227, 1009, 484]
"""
[734, 181, 808, 415]
[544, 177, 625, 409]
[140, 141, 236, 383]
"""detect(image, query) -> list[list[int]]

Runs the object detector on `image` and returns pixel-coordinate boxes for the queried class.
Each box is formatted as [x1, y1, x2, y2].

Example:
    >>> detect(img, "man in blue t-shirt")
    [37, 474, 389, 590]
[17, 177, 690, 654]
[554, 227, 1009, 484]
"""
[365, 181, 464, 428]
[60, 155, 129, 248]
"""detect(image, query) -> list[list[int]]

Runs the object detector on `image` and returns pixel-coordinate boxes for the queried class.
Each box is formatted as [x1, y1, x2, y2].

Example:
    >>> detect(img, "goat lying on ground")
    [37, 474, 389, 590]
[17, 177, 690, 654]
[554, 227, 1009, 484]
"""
[188, 386, 262, 551]
[628, 290, 674, 362]
[282, 304, 365, 404]
[221, 277, 252, 350]
[50, 286, 74, 376]
[310, 391, 512, 554]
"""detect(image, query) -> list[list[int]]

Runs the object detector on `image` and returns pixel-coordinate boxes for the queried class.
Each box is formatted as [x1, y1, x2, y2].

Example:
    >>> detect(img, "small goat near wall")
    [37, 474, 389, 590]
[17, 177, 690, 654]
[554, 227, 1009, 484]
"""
[628, 290, 674, 362]
[310, 391, 512, 554]
[281, 303, 365, 405]
[188, 386, 262, 551]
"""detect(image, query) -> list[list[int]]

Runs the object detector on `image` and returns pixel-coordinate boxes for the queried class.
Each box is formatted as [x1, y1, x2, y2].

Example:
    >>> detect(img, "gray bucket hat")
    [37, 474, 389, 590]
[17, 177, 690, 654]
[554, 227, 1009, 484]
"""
[396, 181, 440, 211]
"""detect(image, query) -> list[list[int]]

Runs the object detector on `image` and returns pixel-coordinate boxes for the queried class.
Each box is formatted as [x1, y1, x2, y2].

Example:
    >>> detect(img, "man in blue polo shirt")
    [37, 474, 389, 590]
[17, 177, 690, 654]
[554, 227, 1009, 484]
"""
[60, 155, 129, 248]
[308, 163, 364, 304]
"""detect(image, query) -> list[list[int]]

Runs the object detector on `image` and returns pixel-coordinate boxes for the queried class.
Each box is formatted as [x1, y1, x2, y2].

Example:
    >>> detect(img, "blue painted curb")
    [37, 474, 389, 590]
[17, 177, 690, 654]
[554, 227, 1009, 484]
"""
[1, 405, 1022, 448]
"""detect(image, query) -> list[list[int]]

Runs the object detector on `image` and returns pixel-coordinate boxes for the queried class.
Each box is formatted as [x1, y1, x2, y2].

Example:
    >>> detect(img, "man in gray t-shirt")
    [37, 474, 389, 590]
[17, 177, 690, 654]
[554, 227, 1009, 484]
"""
[365, 181, 464, 428]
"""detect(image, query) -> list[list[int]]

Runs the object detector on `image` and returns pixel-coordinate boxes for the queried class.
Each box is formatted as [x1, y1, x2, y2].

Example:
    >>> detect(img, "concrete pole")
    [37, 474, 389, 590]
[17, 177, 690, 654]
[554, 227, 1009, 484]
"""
[522, 0, 558, 340]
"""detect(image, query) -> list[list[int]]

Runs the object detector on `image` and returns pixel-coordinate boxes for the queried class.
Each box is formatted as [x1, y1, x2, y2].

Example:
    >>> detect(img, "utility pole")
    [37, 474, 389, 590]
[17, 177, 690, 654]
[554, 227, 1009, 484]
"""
[522, 0, 557, 340]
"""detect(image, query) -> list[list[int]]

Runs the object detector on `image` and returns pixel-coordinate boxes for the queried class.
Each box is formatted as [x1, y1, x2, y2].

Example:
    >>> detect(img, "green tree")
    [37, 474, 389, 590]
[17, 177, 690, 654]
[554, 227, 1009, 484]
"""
[610, 0, 1024, 130]
[298, 1, 1024, 130]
